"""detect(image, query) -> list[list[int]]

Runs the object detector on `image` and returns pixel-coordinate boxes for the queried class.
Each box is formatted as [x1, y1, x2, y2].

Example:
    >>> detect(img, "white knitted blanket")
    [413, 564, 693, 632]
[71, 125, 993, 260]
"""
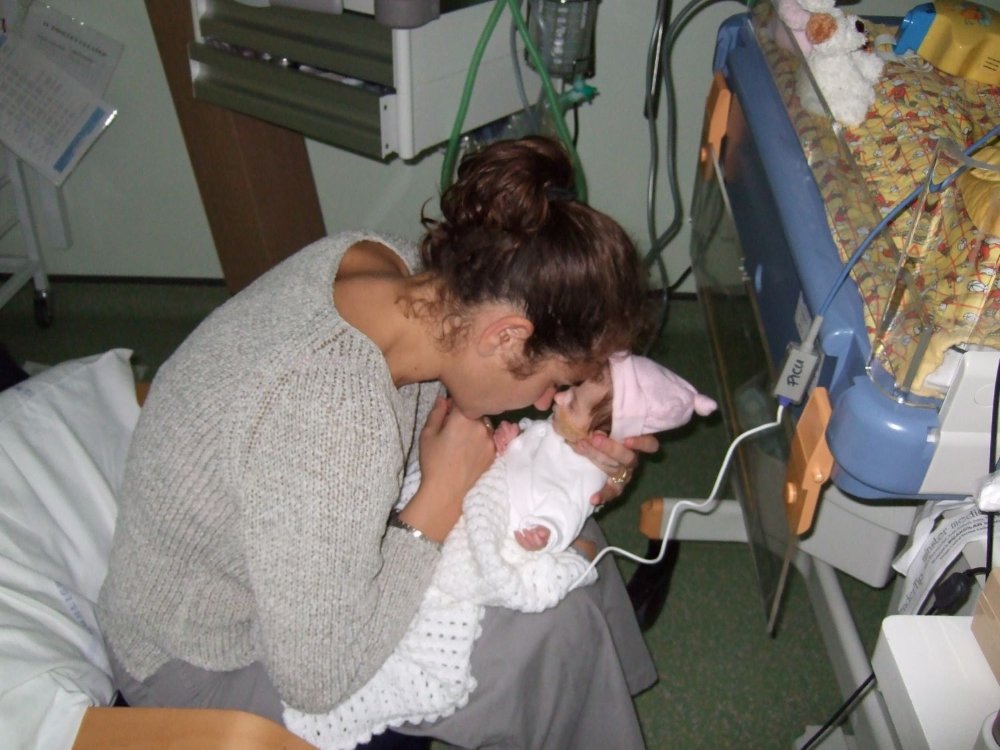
[283, 458, 598, 749]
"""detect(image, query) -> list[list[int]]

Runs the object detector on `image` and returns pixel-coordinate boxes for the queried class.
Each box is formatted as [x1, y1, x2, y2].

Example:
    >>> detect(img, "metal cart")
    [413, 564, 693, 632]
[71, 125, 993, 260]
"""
[1, 147, 52, 327]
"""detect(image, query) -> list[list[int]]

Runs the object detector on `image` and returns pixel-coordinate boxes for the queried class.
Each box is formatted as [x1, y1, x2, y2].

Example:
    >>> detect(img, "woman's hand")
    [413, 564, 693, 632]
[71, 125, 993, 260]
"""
[571, 432, 660, 508]
[400, 397, 497, 543]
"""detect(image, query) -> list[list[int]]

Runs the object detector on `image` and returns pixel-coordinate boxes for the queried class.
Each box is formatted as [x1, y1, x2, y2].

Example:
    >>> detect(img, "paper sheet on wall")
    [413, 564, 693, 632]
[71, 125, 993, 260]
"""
[892, 499, 996, 615]
[0, 33, 116, 185]
[19, 4, 123, 96]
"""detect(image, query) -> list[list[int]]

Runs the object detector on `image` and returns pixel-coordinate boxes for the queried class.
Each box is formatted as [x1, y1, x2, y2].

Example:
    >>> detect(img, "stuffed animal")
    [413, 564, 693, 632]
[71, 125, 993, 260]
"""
[772, 0, 836, 55]
[796, 7, 885, 127]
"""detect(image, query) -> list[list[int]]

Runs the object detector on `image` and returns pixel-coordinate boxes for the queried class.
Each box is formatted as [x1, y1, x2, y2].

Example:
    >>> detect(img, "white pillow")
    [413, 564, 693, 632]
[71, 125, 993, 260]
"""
[0, 349, 139, 750]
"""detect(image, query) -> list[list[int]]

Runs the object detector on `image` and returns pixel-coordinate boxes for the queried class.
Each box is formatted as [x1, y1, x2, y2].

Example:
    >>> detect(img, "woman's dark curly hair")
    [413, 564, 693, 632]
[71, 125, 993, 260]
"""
[420, 136, 650, 372]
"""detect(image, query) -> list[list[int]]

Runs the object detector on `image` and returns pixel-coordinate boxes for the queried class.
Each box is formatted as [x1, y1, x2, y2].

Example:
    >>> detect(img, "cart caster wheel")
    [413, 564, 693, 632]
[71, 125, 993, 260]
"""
[33, 289, 53, 328]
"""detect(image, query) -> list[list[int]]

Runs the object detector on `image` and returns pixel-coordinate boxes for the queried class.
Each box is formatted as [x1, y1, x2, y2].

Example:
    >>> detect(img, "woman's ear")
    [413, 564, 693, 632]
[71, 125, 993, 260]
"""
[477, 315, 534, 356]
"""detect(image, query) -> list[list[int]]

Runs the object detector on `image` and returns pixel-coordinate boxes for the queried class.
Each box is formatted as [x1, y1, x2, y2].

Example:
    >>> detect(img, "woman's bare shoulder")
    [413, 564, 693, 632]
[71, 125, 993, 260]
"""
[338, 239, 410, 279]
[334, 241, 410, 340]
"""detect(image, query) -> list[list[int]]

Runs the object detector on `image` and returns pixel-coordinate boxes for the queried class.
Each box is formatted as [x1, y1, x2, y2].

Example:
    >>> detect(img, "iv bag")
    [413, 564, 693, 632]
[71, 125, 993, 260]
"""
[526, 0, 597, 79]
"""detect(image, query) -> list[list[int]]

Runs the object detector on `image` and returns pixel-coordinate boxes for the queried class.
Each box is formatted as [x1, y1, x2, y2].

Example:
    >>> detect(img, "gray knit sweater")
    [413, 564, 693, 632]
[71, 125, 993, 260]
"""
[97, 232, 442, 714]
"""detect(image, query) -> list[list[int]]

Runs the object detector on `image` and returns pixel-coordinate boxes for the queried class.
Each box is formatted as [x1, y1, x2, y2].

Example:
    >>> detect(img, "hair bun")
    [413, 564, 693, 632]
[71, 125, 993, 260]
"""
[443, 137, 576, 235]
[419, 135, 648, 368]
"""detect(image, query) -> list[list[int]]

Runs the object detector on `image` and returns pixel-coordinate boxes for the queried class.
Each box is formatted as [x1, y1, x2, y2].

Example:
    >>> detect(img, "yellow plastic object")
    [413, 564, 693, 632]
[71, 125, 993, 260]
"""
[699, 72, 731, 182]
[958, 145, 1000, 236]
[638, 496, 665, 540]
[784, 387, 834, 536]
[920, 0, 1000, 85]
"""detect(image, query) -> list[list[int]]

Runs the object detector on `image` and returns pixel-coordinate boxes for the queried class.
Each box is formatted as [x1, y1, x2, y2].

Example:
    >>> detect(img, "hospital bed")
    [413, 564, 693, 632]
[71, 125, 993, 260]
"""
[677, 3, 1000, 747]
[0, 350, 318, 749]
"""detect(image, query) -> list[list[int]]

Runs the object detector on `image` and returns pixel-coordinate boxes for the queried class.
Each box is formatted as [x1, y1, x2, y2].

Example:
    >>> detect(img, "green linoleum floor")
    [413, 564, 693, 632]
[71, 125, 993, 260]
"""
[0, 279, 894, 749]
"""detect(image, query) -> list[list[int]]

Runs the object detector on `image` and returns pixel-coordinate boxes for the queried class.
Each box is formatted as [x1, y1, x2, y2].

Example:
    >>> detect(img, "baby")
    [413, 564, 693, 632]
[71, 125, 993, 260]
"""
[494, 351, 718, 553]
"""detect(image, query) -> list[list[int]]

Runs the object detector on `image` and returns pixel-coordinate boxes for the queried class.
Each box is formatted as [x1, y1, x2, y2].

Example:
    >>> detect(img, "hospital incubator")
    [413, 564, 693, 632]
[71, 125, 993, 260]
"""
[678, 2, 1000, 746]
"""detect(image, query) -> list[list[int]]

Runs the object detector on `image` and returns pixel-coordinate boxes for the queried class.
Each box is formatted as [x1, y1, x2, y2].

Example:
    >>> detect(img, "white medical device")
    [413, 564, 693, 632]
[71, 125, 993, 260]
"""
[190, 0, 533, 160]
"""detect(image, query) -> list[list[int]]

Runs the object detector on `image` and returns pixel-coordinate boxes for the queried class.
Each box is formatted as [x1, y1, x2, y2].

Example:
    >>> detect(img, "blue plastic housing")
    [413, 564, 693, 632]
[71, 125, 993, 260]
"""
[894, 3, 935, 55]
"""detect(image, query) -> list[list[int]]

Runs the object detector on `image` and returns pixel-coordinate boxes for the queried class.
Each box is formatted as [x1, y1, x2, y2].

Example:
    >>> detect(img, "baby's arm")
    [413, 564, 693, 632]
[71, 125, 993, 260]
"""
[493, 420, 521, 455]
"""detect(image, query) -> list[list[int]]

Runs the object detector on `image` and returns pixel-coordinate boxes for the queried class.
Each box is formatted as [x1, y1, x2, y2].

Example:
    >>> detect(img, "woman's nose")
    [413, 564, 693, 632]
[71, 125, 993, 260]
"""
[534, 386, 557, 411]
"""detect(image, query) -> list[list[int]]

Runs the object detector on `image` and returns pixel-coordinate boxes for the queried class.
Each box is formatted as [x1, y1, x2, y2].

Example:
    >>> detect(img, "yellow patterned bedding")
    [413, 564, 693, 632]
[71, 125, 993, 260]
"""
[753, 3, 1000, 398]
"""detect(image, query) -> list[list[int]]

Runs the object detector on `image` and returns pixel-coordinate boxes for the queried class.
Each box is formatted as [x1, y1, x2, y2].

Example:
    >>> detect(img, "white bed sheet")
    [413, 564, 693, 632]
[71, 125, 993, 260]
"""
[0, 349, 139, 750]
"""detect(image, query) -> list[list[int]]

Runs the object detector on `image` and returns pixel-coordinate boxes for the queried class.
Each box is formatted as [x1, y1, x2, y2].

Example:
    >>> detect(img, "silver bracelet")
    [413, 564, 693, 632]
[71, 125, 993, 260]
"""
[388, 509, 441, 550]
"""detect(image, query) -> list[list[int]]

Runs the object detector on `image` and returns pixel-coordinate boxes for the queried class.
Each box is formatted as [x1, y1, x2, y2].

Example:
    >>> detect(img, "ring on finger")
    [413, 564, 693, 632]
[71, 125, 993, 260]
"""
[482, 416, 493, 432]
[609, 466, 630, 485]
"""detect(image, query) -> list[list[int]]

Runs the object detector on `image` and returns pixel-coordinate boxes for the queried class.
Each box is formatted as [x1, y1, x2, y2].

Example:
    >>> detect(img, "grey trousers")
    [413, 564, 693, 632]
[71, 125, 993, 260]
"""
[108, 647, 286, 725]
[399, 532, 656, 750]
[108, 522, 656, 749]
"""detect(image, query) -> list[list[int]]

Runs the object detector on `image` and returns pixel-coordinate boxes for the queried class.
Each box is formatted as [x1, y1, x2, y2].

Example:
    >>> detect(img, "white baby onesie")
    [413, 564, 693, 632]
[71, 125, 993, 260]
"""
[503, 418, 606, 552]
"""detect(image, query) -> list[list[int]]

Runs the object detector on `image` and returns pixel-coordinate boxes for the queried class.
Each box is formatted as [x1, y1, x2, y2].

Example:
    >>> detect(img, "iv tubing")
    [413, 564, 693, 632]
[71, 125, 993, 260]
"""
[571, 403, 786, 589]
[509, 5, 539, 132]
[817, 123, 1000, 319]
[439, 0, 589, 202]
[644, 0, 734, 262]
[507, 0, 588, 201]
[439, 1, 505, 192]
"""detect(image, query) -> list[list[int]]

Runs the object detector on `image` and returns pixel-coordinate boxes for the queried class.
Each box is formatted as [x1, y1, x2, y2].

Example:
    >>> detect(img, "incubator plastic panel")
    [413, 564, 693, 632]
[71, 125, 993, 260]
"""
[690, 154, 791, 620]
[702, 5, 1000, 501]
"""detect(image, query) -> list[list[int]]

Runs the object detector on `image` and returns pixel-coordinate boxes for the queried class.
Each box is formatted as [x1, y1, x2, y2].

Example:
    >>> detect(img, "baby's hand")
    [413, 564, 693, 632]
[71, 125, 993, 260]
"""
[514, 524, 551, 551]
[493, 420, 521, 455]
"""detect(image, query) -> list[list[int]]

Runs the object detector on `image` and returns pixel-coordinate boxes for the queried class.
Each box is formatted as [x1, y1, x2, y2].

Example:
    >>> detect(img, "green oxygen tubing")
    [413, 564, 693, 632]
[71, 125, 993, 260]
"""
[439, 0, 590, 203]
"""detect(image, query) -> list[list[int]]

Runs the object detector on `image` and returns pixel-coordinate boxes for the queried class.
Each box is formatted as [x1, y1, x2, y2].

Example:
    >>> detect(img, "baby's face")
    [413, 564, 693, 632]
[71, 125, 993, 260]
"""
[551, 366, 611, 443]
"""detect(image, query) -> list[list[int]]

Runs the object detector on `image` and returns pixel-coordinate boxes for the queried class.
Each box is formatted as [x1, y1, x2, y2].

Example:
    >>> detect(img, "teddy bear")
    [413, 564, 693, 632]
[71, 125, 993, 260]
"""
[771, 0, 836, 55]
[796, 6, 886, 127]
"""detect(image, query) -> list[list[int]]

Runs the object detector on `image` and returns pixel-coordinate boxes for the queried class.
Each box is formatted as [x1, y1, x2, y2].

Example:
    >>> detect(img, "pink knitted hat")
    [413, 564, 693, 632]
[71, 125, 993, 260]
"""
[608, 352, 717, 441]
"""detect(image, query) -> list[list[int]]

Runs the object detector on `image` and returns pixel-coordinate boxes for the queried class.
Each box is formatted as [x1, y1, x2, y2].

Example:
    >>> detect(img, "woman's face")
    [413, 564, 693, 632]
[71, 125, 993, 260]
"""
[445, 354, 597, 420]
[438, 304, 600, 419]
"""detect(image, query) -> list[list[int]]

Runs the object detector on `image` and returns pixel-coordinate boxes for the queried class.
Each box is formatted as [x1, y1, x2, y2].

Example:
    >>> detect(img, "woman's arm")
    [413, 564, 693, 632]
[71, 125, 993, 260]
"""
[238, 359, 496, 713]
[398, 396, 496, 543]
[238, 357, 441, 713]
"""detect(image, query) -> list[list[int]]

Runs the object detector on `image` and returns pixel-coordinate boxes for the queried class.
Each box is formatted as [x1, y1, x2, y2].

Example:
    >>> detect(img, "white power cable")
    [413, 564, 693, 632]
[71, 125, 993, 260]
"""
[571, 403, 786, 588]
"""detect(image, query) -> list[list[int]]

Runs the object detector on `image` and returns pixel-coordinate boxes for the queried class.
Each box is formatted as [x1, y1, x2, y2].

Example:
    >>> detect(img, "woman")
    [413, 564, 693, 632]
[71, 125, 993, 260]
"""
[97, 136, 658, 749]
